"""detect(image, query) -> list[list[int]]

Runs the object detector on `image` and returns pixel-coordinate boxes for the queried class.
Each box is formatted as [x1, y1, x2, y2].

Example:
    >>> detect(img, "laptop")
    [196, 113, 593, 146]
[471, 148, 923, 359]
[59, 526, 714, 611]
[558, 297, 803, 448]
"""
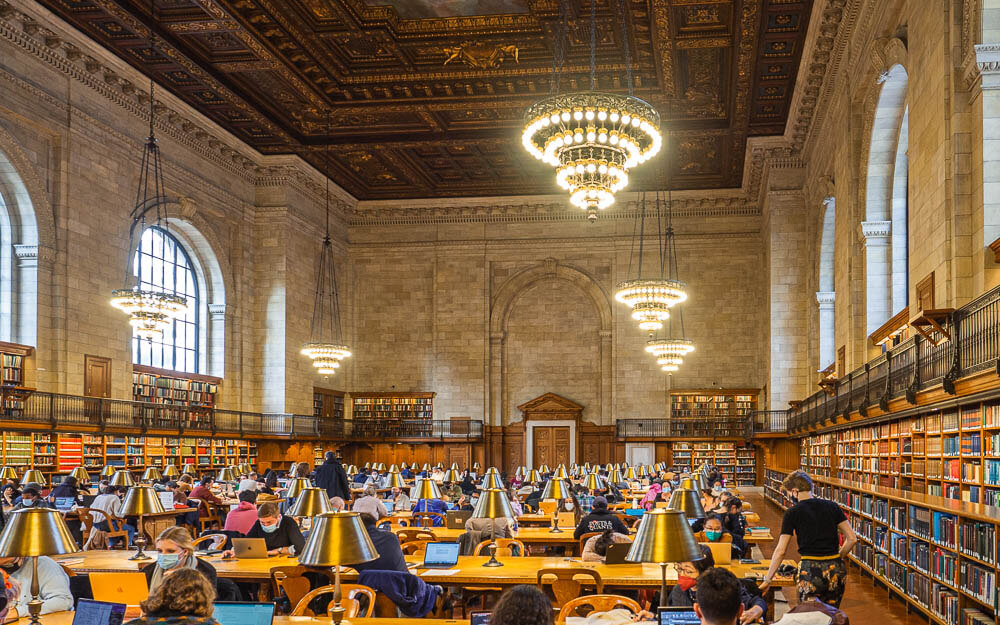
[421, 542, 461, 569]
[446, 509, 472, 529]
[658, 608, 700, 625]
[470, 612, 491, 625]
[383, 500, 395, 514]
[654, 501, 669, 509]
[604, 542, 631, 565]
[73, 598, 127, 625]
[54, 497, 75, 512]
[89, 572, 149, 605]
[700, 541, 732, 565]
[231, 538, 269, 559]
[212, 602, 275, 625]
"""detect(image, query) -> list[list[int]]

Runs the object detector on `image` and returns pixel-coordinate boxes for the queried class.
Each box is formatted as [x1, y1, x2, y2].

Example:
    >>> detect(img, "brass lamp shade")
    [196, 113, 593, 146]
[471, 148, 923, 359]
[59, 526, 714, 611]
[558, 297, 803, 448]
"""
[297, 512, 378, 567]
[410, 478, 442, 500]
[626, 509, 703, 563]
[697, 474, 711, 493]
[525, 470, 542, 483]
[538, 464, 550, 474]
[608, 468, 623, 483]
[582, 473, 604, 491]
[288, 487, 335, 517]
[553, 465, 569, 479]
[375, 463, 386, 472]
[120, 485, 166, 516]
[0, 508, 80, 557]
[604, 463, 614, 472]
[422, 463, 431, 471]
[514, 466, 526, 478]
[484, 467, 499, 476]
[217, 467, 238, 482]
[584, 462, 592, 471]
[69, 467, 90, 483]
[479, 473, 504, 490]
[385, 472, 406, 489]
[0, 467, 17, 480]
[473, 462, 481, 471]
[668, 488, 707, 520]
[182, 464, 195, 476]
[678, 477, 697, 491]
[450, 463, 459, 470]
[443, 469, 461, 483]
[286, 477, 312, 500]
[142, 467, 163, 482]
[388, 464, 399, 473]
[540, 479, 571, 500]
[22, 470, 45, 486]
[363, 462, 371, 470]
[637, 465, 649, 478]
[100, 466, 116, 478]
[400, 462, 409, 470]
[624, 467, 638, 481]
[472, 488, 515, 520]
[110, 471, 135, 488]
[162, 465, 180, 478]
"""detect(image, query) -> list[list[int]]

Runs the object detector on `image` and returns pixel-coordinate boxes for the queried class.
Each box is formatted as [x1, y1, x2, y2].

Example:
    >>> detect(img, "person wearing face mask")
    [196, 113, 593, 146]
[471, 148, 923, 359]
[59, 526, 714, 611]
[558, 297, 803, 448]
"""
[222, 502, 303, 557]
[722, 498, 747, 556]
[11, 484, 53, 511]
[141, 526, 217, 594]
[761, 470, 857, 608]
[0, 554, 72, 615]
[694, 514, 742, 559]
[89, 485, 136, 548]
[667, 545, 765, 624]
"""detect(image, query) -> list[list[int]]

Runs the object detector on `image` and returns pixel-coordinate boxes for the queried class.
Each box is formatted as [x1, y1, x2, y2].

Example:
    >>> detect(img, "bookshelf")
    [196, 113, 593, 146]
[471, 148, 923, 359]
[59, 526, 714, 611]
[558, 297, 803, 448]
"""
[765, 468, 998, 625]
[669, 389, 758, 437]
[350, 392, 435, 438]
[673, 442, 757, 486]
[314, 388, 345, 437]
[1, 342, 32, 418]
[132, 365, 219, 411]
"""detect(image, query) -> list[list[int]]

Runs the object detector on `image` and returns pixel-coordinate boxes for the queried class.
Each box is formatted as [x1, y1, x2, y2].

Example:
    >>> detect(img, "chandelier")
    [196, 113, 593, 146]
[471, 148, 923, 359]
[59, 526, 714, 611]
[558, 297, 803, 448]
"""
[522, 0, 661, 221]
[301, 112, 352, 376]
[615, 192, 687, 334]
[110, 20, 187, 339]
[644, 191, 694, 373]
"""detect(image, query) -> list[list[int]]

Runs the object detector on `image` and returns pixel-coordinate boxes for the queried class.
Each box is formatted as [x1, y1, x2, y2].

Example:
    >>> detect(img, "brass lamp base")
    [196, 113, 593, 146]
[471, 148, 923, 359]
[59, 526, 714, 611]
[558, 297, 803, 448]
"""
[548, 521, 563, 534]
[26, 597, 42, 625]
[483, 543, 503, 567]
[129, 535, 152, 560]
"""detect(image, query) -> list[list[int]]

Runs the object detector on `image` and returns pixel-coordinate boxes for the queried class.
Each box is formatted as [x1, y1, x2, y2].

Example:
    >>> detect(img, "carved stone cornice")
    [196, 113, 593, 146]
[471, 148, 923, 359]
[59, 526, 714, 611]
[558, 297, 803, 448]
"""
[975, 44, 1000, 89]
[860, 220, 892, 242]
[816, 291, 836, 308]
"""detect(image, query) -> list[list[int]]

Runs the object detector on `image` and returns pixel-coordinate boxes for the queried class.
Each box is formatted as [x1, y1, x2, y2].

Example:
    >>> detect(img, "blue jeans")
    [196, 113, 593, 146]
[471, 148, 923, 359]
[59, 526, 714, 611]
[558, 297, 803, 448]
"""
[95, 520, 136, 547]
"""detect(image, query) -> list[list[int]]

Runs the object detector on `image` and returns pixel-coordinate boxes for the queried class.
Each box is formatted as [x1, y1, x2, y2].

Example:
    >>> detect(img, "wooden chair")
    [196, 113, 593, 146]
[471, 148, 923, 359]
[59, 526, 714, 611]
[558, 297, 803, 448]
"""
[411, 512, 445, 527]
[557, 595, 642, 622]
[82, 511, 130, 550]
[269, 566, 335, 615]
[396, 528, 437, 543]
[194, 499, 222, 532]
[578, 532, 601, 556]
[192, 534, 228, 550]
[536, 568, 603, 607]
[291, 584, 376, 618]
[615, 513, 641, 529]
[473, 538, 526, 557]
[76, 507, 96, 547]
[400, 540, 432, 556]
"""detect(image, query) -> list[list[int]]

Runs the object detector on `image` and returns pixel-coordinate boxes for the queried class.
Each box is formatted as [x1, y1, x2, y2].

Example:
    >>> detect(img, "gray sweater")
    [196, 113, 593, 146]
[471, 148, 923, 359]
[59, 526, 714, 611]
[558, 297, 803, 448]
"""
[10, 556, 73, 614]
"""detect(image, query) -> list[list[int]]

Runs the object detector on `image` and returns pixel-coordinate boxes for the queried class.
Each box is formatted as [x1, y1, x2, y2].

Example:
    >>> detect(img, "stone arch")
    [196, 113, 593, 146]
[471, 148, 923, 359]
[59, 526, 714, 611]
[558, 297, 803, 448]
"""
[488, 259, 612, 426]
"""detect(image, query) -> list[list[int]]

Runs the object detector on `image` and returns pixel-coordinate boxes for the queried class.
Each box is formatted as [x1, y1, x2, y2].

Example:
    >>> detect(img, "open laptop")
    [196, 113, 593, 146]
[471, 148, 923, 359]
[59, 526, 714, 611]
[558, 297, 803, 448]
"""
[604, 542, 631, 565]
[54, 497, 75, 512]
[470, 612, 491, 625]
[383, 500, 395, 514]
[658, 608, 700, 625]
[421, 542, 461, 569]
[213, 602, 275, 625]
[231, 538, 269, 559]
[700, 541, 732, 565]
[446, 509, 472, 529]
[73, 598, 127, 625]
[89, 572, 149, 605]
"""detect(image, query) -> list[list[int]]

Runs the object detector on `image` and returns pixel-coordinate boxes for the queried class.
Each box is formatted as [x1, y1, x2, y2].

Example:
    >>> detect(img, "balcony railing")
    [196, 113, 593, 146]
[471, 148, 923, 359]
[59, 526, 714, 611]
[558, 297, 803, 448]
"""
[616, 418, 749, 439]
[0, 390, 483, 441]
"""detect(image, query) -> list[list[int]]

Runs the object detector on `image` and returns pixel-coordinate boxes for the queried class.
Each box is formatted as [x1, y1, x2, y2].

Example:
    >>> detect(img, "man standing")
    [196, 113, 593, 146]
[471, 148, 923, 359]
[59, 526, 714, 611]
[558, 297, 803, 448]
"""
[314, 451, 350, 500]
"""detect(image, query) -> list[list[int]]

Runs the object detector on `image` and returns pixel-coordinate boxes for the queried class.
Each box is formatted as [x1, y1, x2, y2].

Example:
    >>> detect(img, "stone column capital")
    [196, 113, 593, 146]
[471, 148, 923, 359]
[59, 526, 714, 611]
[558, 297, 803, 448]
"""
[13, 244, 37, 267]
[976, 44, 1000, 88]
[861, 220, 892, 245]
[207, 303, 229, 319]
[816, 291, 836, 308]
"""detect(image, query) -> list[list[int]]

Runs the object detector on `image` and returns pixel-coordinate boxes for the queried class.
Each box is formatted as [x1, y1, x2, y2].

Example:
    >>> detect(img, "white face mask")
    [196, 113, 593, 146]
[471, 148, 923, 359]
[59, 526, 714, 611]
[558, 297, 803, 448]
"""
[565, 503, 575, 511]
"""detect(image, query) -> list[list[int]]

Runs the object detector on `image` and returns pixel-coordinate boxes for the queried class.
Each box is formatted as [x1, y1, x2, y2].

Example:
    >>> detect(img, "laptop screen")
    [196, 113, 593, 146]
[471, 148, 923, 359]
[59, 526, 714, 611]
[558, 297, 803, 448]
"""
[212, 602, 274, 625]
[383, 500, 394, 513]
[54, 497, 75, 511]
[423, 542, 460, 566]
[659, 609, 700, 625]
[73, 599, 126, 625]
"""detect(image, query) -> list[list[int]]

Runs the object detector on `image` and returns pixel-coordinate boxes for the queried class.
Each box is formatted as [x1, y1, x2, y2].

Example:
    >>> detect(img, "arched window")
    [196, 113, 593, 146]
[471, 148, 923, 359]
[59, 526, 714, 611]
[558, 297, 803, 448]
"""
[0, 144, 39, 346]
[817, 197, 836, 368]
[132, 226, 200, 373]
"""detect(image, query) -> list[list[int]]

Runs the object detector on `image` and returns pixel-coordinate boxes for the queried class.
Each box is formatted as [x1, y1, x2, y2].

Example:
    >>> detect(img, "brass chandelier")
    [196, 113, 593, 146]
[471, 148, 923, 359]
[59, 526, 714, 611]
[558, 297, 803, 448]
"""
[522, 0, 661, 221]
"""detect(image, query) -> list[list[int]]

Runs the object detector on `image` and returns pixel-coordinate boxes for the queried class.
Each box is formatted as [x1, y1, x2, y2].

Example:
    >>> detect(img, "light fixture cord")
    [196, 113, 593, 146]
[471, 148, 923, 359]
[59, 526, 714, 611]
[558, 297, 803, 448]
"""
[590, 0, 597, 91]
[667, 189, 686, 339]
[625, 192, 640, 279]
[636, 191, 646, 279]
[618, 0, 634, 96]
[657, 191, 665, 279]
[550, 0, 569, 95]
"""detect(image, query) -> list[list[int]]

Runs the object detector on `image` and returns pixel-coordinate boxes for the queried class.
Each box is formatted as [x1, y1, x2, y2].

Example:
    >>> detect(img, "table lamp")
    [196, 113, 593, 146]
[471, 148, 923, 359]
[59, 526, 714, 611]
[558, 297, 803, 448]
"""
[375, 463, 386, 472]
[0, 466, 16, 481]
[410, 478, 442, 512]
[22, 470, 45, 486]
[142, 467, 163, 482]
[363, 462, 371, 470]
[421, 463, 431, 472]
[70, 467, 90, 484]
[443, 469, 461, 483]
[119, 485, 165, 560]
[297, 512, 378, 625]
[514, 466, 526, 478]
[286, 477, 312, 500]
[678, 477, 697, 491]
[637, 465, 649, 479]
[450, 463, 459, 471]
[471, 488, 515, 567]
[608, 468, 623, 484]
[540, 479, 571, 533]
[385, 472, 406, 489]
[624, 466, 638, 481]
[582, 472, 604, 491]
[109, 470, 135, 488]
[553, 465, 569, 479]
[484, 466, 499, 476]
[217, 466, 238, 497]
[473, 462, 482, 472]
[400, 462, 409, 470]
[604, 463, 614, 472]
[626, 508, 704, 603]
[538, 464, 550, 474]
[668, 488, 707, 521]
[479, 473, 504, 490]
[288, 487, 334, 517]
[100, 465, 116, 478]
[182, 464, 195, 477]
[163, 465, 180, 479]
[524, 469, 542, 483]
[388, 464, 399, 473]
[697, 474, 711, 493]
[0, 508, 79, 625]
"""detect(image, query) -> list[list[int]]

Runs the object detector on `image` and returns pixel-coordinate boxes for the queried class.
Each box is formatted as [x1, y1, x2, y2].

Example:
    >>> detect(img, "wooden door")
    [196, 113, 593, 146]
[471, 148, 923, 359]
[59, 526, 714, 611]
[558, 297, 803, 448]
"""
[84, 356, 111, 398]
[533, 426, 571, 468]
[447, 446, 470, 471]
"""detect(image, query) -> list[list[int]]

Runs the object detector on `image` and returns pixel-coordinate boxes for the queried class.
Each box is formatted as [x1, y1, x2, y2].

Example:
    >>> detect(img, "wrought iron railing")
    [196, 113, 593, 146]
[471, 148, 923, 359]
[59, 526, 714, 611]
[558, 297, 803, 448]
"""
[616, 418, 748, 439]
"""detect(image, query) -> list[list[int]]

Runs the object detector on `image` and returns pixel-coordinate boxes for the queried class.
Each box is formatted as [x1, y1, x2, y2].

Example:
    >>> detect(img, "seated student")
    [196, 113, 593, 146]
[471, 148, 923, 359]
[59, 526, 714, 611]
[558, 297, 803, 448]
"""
[189, 477, 222, 507]
[413, 495, 448, 525]
[354, 513, 408, 573]
[701, 487, 723, 516]
[454, 494, 475, 512]
[176, 474, 194, 495]
[49, 476, 80, 501]
[667, 545, 765, 624]
[459, 474, 477, 495]
[391, 486, 411, 512]
[126, 567, 216, 625]
[141, 526, 218, 593]
[12, 484, 53, 511]
[352, 485, 388, 520]
[90, 485, 135, 547]
[400, 466, 414, 480]
[491, 585, 553, 625]
[1, 484, 20, 508]
[694, 568, 746, 625]
[507, 489, 523, 517]
[222, 502, 304, 557]
[330, 496, 346, 512]
[639, 483, 662, 511]
[695, 514, 741, 559]
[573, 496, 629, 539]
[172, 490, 201, 529]
[582, 528, 631, 562]
[224, 490, 259, 535]
[0, 554, 72, 615]
[441, 480, 463, 500]
[722, 498, 747, 556]
[523, 484, 543, 511]
[352, 468, 370, 485]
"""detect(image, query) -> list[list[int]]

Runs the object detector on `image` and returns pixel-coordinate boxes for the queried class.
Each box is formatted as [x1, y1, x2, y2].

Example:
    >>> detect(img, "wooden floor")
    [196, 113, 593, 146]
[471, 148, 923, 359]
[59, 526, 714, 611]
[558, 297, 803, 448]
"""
[748, 491, 920, 625]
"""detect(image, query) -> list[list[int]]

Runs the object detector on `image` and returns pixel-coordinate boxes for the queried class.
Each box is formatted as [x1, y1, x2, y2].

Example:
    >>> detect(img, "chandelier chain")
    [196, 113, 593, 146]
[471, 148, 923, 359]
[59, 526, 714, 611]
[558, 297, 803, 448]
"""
[636, 191, 646, 279]
[550, 0, 569, 95]
[590, 0, 597, 91]
[617, 0, 634, 96]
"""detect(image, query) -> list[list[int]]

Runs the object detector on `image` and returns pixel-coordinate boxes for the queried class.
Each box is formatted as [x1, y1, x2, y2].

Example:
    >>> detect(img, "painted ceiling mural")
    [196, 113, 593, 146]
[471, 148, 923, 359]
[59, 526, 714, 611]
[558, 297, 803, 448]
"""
[39, 0, 813, 200]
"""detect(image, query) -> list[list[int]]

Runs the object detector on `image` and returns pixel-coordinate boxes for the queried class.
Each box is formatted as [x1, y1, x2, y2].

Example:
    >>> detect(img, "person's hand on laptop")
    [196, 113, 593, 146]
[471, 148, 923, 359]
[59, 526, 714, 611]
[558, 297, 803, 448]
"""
[220, 549, 235, 559]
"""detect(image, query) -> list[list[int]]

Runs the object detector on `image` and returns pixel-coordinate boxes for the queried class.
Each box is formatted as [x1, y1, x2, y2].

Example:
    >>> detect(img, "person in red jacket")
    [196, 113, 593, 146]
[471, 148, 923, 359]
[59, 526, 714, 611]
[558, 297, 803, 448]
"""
[188, 477, 221, 518]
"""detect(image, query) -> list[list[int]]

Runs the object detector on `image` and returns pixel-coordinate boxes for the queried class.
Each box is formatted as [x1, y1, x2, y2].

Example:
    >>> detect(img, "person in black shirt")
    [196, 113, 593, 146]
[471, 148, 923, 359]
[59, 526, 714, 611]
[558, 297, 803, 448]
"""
[221, 501, 304, 556]
[721, 498, 747, 557]
[354, 513, 408, 573]
[762, 470, 857, 607]
[313, 452, 351, 500]
[573, 496, 629, 539]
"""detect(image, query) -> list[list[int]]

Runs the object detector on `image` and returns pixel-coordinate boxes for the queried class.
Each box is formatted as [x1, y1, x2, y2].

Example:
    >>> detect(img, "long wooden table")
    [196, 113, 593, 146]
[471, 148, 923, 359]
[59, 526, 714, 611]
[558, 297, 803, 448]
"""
[394, 524, 773, 545]
[23, 613, 466, 625]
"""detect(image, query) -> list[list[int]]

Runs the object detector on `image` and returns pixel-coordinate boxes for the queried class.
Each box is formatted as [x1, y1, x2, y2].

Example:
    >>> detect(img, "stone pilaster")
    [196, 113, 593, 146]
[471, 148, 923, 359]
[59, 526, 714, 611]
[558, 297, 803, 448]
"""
[861, 220, 892, 335]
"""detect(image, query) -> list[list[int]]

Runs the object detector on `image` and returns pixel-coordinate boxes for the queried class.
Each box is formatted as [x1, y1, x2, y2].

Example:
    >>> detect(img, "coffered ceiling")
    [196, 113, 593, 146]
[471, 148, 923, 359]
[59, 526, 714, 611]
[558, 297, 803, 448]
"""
[39, 0, 813, 200]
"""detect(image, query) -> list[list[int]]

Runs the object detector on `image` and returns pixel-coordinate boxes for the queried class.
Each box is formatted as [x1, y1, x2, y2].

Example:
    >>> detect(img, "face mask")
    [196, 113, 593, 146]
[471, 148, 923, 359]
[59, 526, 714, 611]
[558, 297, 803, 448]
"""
[261, 520, 280, 533]
[21, 498, 34, 506]
[565, 503, 574, 511]
[712, 487, 722, 496]
[705, 531, 722, 541]
[677, 575, 697, 591]
[157, 553, 180, 570]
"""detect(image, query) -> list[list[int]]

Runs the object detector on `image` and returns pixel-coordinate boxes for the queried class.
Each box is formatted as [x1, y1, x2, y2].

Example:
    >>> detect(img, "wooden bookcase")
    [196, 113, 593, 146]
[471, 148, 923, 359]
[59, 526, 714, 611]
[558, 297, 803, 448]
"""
[132, 365, 219, 409]
[350, 392, 435, 438]
[669, 389, 758, 437]
[1, 342, 32, 418]
[765, 467, 997, 625]
[671, 441, 757, 486]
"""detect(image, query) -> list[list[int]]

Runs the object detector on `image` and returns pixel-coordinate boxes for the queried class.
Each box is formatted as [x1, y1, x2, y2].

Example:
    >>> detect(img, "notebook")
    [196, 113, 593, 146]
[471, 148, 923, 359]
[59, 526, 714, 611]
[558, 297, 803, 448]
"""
[421, 541, 461, 569]
[72, 599, 127, 625]
[212, 602, 275, 625]
[658, 608, 700, 625]
[89, 572, 149, 605]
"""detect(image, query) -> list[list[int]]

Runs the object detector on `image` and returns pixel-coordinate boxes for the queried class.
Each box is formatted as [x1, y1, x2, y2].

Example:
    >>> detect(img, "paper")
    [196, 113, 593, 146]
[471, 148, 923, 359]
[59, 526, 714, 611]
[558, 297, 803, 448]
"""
[421, 569, 459, 576]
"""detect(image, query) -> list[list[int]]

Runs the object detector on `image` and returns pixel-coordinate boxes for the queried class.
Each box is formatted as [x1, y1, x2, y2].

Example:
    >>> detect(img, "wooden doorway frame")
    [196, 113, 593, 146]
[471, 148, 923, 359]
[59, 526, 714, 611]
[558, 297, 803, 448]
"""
[518, 393, 583, 468]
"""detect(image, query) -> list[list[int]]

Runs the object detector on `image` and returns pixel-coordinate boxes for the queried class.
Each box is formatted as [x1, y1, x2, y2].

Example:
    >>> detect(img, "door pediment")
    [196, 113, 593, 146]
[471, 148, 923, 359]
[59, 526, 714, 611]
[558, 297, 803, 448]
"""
[517, 392, 584, 416]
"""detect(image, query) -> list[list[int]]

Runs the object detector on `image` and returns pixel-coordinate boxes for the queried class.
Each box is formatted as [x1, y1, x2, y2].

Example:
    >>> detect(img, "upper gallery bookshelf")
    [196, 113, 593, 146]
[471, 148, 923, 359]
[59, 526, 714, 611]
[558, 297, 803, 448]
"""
[350, 392, 435, 438]
[132, 365, 219, 424]
[669, 389, 758, 438]
[0, 342, 32, 419]
[314, 388, 345, 436]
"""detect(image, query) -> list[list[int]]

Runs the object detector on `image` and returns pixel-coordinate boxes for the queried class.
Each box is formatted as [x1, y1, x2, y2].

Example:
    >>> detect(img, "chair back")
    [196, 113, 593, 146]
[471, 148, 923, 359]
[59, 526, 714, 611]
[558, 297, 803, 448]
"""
[400, 540, 432, 555]
[192, 534, 228, 550]
[536, 567, 603, 607]
[269, 566, 334, 614]
[473, 538, 526, 557]
[578, 532, 601, 556]
[396, 528, 437, 543]
[558, 594, 642, 621]
[411, 512, 444, 527]
[291, 584, 375, 618]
